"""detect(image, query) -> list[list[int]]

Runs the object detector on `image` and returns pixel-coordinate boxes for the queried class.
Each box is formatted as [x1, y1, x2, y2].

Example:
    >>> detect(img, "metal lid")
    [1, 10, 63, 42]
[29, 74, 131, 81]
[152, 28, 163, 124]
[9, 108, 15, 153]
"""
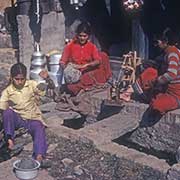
[48, 53, 62, 64]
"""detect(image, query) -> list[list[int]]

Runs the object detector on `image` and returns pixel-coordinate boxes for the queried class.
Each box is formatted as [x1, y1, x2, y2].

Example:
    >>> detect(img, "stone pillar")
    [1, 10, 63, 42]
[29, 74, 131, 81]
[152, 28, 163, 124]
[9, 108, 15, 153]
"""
[40, 12, 65, 54]
[132, 18, 149, 60]
[17, 11, 65, 77]
[17, 15, 34, 77]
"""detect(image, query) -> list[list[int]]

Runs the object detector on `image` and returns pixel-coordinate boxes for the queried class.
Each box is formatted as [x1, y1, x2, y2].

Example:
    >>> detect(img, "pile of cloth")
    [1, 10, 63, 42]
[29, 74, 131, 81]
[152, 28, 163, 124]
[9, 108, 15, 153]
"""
[55, 89, 104, 123]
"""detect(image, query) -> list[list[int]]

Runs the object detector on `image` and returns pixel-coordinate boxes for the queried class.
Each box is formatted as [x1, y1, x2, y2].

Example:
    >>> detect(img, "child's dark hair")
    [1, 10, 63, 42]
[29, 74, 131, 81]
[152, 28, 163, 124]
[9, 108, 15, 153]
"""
[76, 22, 91, 35]
[10, 63, 27, 78]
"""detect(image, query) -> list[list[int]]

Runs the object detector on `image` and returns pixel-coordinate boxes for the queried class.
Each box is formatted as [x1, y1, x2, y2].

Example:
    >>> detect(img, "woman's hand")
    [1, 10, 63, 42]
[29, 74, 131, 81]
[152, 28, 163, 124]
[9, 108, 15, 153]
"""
[73, 60, 99, 70]
[39, 69, 49, 80]
[74, 64, 88, 70]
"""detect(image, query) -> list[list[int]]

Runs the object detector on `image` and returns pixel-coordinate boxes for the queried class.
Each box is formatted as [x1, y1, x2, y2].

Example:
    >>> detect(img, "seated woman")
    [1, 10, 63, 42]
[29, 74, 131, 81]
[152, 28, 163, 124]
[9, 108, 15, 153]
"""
[60, 22, 112, 96]
[127, 28, 180, 126]
[0, 63, 54, 167]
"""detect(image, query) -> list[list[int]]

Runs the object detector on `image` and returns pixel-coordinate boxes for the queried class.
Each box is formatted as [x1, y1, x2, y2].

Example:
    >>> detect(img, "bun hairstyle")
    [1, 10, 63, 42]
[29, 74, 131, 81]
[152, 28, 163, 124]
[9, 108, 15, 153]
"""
[162, 27, 171, 42]
[154, 27, 179, 46]
[10, 63, 27, 78]
[76, 22, 91, 35]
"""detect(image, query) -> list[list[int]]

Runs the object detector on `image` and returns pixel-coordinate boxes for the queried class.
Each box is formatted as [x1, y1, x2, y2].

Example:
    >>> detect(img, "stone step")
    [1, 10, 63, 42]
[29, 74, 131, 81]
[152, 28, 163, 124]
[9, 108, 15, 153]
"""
[80, 112, 139, 145]
[111, 101, 180, 154]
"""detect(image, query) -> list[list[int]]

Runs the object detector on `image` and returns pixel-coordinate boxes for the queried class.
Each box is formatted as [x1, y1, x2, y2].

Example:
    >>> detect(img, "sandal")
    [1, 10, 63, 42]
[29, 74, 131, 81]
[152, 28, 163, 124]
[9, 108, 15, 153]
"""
[39, 159, 52, 169]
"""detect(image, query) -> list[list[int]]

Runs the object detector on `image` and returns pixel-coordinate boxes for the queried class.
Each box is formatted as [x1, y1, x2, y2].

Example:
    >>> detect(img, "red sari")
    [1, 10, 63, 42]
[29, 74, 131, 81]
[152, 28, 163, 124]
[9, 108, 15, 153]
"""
[60, 40, 112, 95]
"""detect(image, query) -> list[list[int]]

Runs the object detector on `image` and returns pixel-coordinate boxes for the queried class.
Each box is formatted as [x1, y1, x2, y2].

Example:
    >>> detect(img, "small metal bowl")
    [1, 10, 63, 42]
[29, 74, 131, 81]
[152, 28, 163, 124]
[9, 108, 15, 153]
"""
[13, 159, 40, 180]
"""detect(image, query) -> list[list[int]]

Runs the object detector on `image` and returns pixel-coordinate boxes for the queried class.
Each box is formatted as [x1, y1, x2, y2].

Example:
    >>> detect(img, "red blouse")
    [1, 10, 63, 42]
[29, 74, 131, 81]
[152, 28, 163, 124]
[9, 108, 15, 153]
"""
[60, 40, 101, 65]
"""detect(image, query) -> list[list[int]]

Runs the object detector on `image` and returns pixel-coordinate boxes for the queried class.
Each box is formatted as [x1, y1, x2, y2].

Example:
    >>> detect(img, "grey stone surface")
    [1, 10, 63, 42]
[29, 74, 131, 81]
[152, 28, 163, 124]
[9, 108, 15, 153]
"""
[43, 113, 64, 128]
[17, 158, 37, 169]
[97, 101, 180, 155]
[80, 112, 139, 145]
[0, 33, 13, 48]
[61, 158, 74, 168]
[41, 104, 81, 121]
[47, 124, 170, 180]
[73, 165, 83, 176]
[40, 102, 57, 112]
[167, 163, 180, 180]
[125, 104, 180, 154]
[17, 15, 33, 77]
[40, 12, 65, 54]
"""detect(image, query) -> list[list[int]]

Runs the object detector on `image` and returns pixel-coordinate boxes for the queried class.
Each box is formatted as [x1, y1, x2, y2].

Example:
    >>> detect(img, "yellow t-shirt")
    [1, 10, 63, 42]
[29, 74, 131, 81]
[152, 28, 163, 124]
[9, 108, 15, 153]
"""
[0, 80, 46, 124]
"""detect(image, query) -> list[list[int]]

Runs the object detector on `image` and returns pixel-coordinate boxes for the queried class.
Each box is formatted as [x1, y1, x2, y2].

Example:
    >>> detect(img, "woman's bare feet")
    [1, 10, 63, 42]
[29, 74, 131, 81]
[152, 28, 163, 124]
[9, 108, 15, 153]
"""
[36, 154, 43, 162]
[119, 85, 134, 102]
[36, 154, 52, 169]
[7, 139, 14, 150]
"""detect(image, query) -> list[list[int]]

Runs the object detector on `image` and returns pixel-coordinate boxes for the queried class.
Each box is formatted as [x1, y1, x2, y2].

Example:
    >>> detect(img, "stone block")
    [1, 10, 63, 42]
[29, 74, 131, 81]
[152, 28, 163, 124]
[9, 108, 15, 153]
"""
[117, 102, 180, 154]
[167, 163, 180, 180]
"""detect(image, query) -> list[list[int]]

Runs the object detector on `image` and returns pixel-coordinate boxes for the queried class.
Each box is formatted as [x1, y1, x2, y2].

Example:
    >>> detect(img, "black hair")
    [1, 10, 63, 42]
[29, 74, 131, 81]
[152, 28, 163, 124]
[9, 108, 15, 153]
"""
[10, 63, 27, 78]
[76, 22, 91, 35]
[154, 28, 179, 46]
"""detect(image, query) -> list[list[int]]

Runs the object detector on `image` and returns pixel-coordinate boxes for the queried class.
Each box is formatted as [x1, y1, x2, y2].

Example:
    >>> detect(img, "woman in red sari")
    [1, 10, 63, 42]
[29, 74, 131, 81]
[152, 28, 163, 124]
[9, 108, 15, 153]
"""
[60, 22, 112, 96]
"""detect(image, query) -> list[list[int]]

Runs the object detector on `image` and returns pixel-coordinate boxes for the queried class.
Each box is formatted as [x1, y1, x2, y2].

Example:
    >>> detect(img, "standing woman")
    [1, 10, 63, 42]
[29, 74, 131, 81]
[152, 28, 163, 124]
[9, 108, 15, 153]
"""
[60, 22, 112, 96]
[0, 63, 53, 166]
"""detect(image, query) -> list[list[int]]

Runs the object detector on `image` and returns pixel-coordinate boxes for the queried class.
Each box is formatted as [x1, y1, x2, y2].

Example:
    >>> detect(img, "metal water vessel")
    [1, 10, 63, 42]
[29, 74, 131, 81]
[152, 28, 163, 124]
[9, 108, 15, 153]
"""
[46, 51, 64, 87]
[30, 43, 46, 83]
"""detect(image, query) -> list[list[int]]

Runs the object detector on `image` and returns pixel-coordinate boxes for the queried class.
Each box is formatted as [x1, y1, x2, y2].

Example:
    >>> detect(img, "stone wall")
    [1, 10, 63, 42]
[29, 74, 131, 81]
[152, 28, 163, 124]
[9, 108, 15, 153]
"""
[17, 11, 65, 76]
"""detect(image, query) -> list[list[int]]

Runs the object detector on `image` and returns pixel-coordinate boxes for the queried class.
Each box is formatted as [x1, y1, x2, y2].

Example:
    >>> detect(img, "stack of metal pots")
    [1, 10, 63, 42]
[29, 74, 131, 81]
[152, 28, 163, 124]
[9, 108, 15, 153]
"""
[30, 43, 46, 83]
[46, 51, 64, 87]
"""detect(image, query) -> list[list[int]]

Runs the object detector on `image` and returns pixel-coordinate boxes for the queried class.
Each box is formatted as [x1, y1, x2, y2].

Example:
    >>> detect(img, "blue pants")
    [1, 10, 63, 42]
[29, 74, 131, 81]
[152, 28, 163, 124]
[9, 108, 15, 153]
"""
[2, 108, 48, 158]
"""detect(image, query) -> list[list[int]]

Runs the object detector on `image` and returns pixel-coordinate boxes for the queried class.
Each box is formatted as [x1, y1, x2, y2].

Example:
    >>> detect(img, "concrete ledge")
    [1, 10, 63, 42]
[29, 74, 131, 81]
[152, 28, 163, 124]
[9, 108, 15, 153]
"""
[79, 112, 139, 145]
[167, 163, 180, 180]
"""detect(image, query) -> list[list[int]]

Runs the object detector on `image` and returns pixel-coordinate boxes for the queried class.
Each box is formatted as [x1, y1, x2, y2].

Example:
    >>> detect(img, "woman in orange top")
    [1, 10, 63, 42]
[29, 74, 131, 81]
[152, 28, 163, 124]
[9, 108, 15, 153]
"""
[133, 28, 180, 126]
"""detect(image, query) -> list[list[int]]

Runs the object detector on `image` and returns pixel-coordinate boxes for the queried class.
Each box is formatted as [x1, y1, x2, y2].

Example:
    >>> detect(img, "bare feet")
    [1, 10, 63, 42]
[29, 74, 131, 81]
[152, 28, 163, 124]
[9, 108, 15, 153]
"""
[36, 154, 43, 162]
[7, 139, 14, 150]
[119, 92, 132, 102]
[119, 85, 134, 102]
[36, 154, 52, 169]
[39, 69, 49, 79]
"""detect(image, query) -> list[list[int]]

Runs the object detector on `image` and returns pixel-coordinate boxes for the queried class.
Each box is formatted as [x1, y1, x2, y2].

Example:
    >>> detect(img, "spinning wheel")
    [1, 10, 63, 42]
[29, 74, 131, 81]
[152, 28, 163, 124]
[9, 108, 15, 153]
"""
[107, 51, 142, 105]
